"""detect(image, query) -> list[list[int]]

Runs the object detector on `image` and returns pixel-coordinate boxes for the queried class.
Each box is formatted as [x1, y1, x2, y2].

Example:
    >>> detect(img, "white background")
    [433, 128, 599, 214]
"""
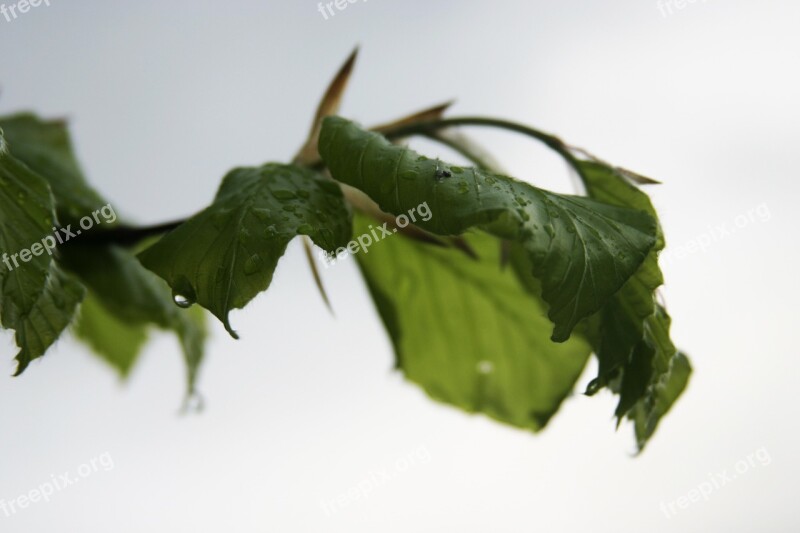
[0, 0, 798, 531]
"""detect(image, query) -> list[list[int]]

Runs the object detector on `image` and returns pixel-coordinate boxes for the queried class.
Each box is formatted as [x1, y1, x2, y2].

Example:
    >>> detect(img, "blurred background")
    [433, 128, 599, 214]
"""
[1, 0, 797, 531]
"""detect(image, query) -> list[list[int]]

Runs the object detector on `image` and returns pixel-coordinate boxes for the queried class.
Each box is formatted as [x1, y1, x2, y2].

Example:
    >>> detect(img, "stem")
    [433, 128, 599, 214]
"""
[381, 116, 588, 181]
[75, 219, 185, 247]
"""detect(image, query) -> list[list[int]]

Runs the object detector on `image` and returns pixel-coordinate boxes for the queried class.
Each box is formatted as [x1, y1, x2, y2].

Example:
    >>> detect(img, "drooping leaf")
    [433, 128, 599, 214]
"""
[0, 132, 85, 373]
[355, 213, 592, 429]
[0, 114, 108, 222]
[319, 117, 658, 342]
[61, 244, 207, 394]
[574, 160, 690, 449]
[74, 292, 149, 378]
[138, 163, 352, 337]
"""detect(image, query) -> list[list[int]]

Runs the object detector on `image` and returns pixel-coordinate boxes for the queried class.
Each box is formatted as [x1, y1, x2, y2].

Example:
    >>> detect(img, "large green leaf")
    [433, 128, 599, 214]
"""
[0, 132, 85, 373]
[139, 163, 352, 336]
[355, 213, 592, 430]
[319, 117, 658, 342]
[575, 161, 690, 449]
[0, 114, 108, 222]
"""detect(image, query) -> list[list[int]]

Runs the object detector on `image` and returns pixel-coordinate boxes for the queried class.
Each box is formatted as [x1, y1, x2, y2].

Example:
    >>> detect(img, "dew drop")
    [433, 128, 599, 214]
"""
[172, 291, 194, 308]
[477, 360, 494, 374]
[272, 189, 296, 200]
[457, 182, 469, 194]
[297, 223, 313, 234]
[253, 208, 271, 222]
[585, 378, 602, 396]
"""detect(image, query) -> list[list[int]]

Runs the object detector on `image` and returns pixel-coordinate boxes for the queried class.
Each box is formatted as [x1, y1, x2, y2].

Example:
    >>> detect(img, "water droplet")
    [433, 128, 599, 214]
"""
[585, 378, 602, 395]
[297, 223, 313, 234]
[172, 291, 194, 308]
[272, 189, 296, 200]
[544, 224, 555, 238]
[458, 182, 469, 194]
[450, 166, 464, 174]
[477, 360, 494, 374]
[264, 224, 277, 238]
[252, 208, 271, 222]
[244, 254, 262, 275]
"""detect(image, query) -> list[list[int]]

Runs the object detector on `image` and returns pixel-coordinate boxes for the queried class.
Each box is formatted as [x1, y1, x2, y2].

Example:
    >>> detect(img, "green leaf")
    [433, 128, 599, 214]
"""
[138, 163, 352, 337]
[575, 161, 691, 449]
[74, 292, 148, 378]
[355, 213, 592, 429]
[319, 117, 658, 342]
[10, 264, 85, 374]
[629, 308, 691, 449]
[60, 244, 207, 395]
[0, 132, 84, 373]
[0, 114, 108, 222]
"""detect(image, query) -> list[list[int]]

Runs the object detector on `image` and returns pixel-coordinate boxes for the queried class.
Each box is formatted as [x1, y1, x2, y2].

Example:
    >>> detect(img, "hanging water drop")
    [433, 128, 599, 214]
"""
[172, 291, 194, 308]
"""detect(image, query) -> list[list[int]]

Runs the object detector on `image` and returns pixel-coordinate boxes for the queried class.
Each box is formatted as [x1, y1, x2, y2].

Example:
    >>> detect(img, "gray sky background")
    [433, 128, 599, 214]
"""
[0, 1, 798, 531]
